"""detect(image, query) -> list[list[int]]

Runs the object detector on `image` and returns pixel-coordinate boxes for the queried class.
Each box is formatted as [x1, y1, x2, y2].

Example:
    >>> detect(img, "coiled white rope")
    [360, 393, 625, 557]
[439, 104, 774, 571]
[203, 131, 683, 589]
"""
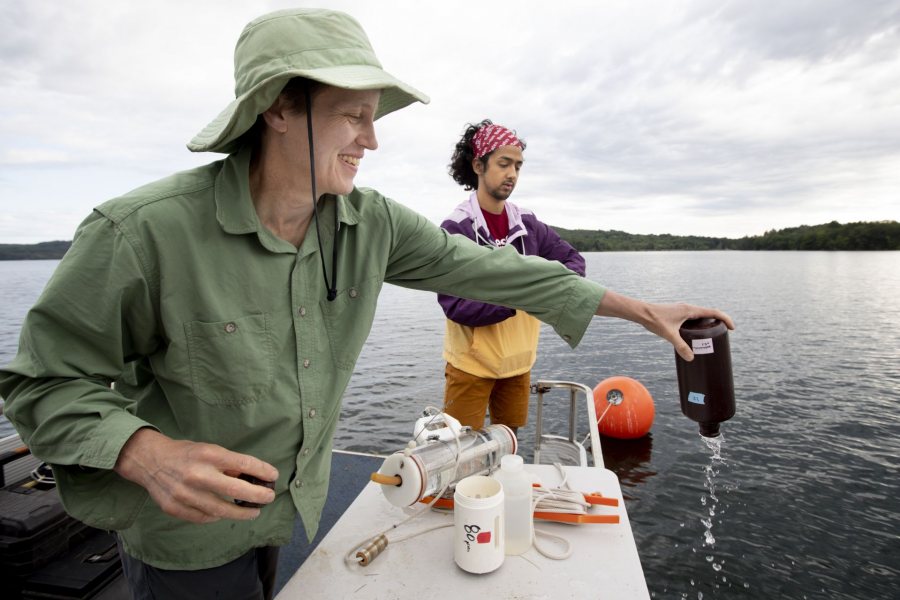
[531, 463, 593, 560]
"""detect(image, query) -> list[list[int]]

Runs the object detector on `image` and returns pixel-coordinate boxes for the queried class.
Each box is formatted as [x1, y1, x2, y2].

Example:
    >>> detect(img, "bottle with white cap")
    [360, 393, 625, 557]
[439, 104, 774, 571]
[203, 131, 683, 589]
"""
[491, 454, 532, 555]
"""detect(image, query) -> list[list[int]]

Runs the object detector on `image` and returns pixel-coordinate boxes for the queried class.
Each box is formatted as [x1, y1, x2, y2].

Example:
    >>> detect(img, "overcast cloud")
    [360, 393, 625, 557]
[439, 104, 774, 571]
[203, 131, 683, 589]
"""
[2, 0, 899, 243]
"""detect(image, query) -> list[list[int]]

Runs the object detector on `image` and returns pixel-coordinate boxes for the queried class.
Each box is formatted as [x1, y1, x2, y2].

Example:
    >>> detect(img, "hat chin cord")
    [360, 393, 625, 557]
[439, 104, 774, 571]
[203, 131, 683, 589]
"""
[306, 88, 339, 302]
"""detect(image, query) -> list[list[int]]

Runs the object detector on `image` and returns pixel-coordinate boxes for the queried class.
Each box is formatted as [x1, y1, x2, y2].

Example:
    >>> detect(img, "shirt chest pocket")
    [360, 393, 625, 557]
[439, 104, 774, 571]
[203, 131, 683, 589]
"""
[184, 313, 274, 406]
[320, 276, 381, 370]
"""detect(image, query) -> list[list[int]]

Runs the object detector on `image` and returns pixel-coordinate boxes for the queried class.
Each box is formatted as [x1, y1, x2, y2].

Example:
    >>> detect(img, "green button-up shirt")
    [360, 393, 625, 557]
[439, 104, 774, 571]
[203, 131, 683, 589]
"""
[0, 147, 605, 569]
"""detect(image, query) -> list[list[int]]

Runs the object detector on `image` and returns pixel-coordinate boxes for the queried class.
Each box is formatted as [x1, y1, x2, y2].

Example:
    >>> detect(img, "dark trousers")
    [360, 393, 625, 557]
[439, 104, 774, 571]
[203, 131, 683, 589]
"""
[117, 538, 279, 600]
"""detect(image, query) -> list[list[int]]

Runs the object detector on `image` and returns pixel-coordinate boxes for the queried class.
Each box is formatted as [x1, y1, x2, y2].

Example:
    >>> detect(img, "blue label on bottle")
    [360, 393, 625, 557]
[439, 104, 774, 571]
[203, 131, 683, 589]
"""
[688, 392, 706, 405]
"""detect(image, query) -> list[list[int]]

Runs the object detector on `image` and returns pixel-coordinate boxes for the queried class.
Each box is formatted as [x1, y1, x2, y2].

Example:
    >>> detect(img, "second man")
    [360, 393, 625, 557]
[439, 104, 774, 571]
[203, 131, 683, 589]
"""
[438, 120, 585, 433]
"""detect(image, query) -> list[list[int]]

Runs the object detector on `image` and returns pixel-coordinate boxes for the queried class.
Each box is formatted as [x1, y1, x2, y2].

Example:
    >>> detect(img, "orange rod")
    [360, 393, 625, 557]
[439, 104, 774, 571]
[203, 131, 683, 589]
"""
[370, 472, 402, 486]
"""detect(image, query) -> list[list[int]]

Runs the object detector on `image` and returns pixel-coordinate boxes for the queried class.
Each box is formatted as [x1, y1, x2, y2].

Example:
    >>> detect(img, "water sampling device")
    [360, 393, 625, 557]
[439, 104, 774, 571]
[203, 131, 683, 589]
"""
[360, 406, 621, 569]
[352, 412, 516, 566]
[675, 318, 736, 437]
[371, 411, 517, 507]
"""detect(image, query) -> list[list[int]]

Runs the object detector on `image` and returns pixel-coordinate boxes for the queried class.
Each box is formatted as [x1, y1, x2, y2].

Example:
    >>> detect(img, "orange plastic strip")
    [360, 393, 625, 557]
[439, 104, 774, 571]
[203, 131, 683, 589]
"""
[584, 493, 619, 507]
[533, 511, 620, 524]
[529, 483, 620, 507]
[419, 497, 620, 524]
[421, 496, 454, 509]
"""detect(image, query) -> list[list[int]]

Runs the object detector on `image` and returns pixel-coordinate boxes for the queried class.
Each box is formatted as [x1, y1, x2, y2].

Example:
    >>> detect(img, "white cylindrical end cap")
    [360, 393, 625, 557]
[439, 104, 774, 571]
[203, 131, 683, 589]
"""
[378, 453, 425, 507]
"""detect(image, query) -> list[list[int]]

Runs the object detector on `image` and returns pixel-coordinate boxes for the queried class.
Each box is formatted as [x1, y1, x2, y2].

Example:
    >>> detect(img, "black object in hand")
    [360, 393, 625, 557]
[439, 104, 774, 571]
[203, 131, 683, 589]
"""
[233, 473, 276, 508]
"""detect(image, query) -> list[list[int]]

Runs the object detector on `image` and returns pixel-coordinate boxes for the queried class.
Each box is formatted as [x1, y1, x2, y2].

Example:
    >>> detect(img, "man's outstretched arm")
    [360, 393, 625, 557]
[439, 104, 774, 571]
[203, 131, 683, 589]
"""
[595, 290, 735, 361]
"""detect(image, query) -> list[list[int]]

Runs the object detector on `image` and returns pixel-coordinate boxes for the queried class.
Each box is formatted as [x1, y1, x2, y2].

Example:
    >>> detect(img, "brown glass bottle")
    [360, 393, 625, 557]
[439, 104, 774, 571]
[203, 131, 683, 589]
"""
[675, 318, 735, 437]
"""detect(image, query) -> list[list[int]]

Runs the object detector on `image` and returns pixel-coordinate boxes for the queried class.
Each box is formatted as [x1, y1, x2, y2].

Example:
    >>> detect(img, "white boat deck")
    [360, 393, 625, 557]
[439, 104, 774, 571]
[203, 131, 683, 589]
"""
[277, 463, 649, 600]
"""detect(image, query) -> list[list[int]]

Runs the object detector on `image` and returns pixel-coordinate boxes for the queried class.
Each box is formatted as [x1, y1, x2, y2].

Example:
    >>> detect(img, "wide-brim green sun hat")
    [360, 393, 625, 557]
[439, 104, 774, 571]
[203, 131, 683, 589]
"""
[188, 8, 430, 154]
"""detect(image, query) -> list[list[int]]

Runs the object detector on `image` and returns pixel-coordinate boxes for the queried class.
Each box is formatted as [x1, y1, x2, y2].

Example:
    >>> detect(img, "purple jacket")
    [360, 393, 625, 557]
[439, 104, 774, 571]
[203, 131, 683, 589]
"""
[438, 193, 586, 327]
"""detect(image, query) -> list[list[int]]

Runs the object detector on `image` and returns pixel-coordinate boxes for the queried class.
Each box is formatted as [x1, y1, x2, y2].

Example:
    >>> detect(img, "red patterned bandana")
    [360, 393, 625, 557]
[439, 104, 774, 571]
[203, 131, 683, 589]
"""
[471, 124, 523, 159]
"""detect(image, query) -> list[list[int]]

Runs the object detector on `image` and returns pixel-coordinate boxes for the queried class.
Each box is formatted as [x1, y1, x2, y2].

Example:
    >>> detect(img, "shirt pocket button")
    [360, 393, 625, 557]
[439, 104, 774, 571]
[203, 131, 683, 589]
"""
[224, 322, 237, 334]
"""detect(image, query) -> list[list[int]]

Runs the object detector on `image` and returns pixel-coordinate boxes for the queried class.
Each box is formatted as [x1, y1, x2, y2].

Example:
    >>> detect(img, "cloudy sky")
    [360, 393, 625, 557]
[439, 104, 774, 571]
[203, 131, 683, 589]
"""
[2, 0, 899, 243]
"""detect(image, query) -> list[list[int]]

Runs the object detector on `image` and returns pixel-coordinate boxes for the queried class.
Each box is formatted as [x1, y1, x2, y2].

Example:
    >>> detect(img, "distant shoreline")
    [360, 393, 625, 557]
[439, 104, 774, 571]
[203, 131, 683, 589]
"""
[0, 240, 72, 261]
[2, 220, 897, 259]
[554, 220, 899, 252]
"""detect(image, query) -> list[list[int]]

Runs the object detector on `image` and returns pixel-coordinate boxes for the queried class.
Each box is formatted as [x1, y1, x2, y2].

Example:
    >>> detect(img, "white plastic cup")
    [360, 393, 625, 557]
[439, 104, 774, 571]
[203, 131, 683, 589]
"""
[453, 475, 505, 574]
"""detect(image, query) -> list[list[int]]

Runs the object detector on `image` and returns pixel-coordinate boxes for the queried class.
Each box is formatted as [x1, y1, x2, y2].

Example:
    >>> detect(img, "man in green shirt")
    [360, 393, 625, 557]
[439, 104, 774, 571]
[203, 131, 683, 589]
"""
[0, 8, 733, 599]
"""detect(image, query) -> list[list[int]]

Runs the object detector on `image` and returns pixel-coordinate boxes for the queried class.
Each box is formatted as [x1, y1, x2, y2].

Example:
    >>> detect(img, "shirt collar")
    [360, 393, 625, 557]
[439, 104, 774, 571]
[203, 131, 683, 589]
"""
[215, 146, 260, 236]
[467, 191, 527, 245]
[214, 146, 360, 251]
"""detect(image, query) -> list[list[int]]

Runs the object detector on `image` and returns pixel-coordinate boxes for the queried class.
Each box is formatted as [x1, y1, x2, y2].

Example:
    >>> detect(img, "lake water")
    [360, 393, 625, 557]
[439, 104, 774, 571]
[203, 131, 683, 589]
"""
[1, 252, 898, 599]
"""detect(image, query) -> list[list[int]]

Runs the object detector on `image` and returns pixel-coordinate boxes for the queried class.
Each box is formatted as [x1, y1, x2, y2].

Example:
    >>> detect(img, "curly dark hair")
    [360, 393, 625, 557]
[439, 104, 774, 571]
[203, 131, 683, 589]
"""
[448, 119, 526, 190]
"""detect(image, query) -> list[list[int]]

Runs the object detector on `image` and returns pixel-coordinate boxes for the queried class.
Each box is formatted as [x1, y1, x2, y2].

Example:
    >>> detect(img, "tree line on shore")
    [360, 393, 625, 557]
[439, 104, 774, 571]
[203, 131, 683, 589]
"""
[0, 241, 72, 260]
[554, 220, 899, 252]
[1, 221, 897, 260]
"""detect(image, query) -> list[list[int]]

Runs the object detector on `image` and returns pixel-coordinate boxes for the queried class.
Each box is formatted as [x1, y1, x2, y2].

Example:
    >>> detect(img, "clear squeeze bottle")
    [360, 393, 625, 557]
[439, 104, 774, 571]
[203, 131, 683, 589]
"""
[492, 454, 532, 555]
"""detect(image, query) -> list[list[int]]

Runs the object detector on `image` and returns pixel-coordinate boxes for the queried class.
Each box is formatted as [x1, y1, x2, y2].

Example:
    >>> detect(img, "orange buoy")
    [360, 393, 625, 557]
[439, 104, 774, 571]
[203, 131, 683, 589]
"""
[593, 376, 655, 439]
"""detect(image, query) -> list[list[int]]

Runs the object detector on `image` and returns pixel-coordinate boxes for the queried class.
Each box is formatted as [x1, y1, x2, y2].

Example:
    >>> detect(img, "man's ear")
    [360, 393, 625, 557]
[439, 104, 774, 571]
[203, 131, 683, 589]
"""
[262, 96, 291, 134]
[472, 157, 484, 175]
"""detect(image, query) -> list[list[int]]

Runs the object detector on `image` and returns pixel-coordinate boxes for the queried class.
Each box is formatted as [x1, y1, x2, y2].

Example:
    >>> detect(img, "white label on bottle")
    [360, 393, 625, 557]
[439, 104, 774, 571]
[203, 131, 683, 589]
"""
[692, 338, 714, 354]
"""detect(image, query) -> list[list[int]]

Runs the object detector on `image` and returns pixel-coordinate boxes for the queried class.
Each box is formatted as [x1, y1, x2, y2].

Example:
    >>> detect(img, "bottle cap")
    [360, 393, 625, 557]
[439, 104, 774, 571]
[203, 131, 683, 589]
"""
[699, 422, 721, 437]
[500, 454, 524, 471]
[683, 317, 719, 329]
